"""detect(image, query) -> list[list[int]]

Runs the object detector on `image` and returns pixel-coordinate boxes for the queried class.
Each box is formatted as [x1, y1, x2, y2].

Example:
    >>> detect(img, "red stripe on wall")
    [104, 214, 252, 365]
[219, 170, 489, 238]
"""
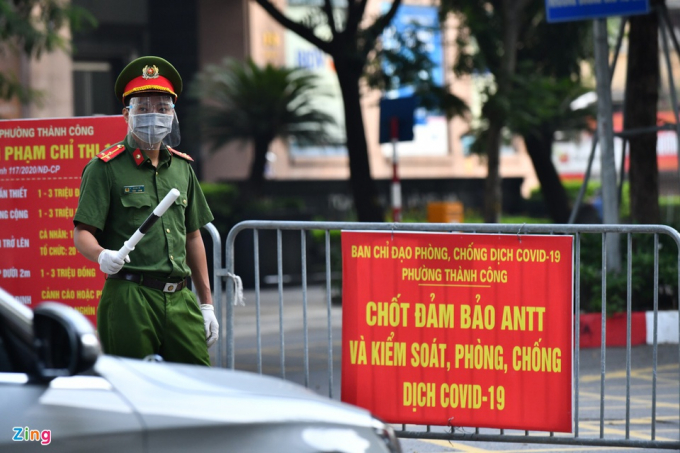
[579, 312, 647, 348]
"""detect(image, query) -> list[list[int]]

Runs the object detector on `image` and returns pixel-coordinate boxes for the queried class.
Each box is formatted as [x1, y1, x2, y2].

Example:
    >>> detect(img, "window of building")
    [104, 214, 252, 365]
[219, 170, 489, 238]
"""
[73, 61, 114, 116]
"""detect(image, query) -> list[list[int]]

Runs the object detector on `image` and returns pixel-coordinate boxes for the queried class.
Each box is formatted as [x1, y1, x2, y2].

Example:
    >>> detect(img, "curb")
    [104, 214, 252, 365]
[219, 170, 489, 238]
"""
[579, 311, 678, 348]
[645, 311, 679, 345]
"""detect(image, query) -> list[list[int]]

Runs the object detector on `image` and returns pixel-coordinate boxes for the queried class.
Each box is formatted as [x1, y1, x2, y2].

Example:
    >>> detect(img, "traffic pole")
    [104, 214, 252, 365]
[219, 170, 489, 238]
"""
[390, 117, 401, 223]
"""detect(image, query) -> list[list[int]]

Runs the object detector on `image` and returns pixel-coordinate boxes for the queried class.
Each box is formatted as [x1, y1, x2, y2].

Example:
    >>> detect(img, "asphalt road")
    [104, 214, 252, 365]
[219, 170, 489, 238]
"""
[222, 286, 680, 452]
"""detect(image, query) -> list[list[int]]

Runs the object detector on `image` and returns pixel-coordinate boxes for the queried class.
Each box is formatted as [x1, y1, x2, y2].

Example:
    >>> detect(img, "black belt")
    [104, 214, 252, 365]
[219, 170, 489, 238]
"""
[107, 272, 187, 293]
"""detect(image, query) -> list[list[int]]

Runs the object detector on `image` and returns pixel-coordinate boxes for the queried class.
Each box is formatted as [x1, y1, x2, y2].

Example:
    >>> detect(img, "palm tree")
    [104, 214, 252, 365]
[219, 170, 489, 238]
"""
[193, 58, 336, 196]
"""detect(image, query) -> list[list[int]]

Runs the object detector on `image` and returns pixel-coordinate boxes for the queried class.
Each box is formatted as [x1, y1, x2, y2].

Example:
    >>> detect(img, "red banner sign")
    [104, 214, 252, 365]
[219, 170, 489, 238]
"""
[341, 232, 574, 432]
[0, 116, 127, 325]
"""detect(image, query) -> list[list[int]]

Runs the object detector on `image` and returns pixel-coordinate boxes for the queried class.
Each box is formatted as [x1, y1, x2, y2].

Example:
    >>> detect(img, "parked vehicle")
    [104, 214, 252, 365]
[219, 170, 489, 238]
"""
[0, 287, 401, 452]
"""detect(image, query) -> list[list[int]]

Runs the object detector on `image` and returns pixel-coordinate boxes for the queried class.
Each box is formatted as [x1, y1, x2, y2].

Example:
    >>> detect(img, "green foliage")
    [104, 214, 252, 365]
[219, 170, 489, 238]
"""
[199, 182, 239, 235]
[309, 228, 343, 303]
[0, 71, 39, 103]
[529, 180, 600, 203]
[464, 210, 550, 224]
[200, 181, 312, 235]
[578, 233, 679, 313]
[659, 197, 680, 230]
[507, 68, 594, 139]
[441, 0, 593, 158]
[191, 58, 337, 151]
[528, 181, 680, 313]
[366, 25, 437, 92]
[446, 0, 504, 78]
[530, 180, 632, 220]
[0, 0, 96, 103]
[517, 1, 593, 76]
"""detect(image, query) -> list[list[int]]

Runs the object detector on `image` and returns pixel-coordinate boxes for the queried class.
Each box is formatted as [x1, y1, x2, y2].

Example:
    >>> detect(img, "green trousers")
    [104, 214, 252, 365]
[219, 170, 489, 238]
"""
[97, 278, 210, 366]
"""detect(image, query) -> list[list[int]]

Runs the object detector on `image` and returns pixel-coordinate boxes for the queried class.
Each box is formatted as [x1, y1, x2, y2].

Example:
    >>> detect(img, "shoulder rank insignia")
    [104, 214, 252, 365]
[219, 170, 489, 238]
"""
[168, 147, 194, 162]
[97, 144, 126, 162]
[131, 149, 146, 166]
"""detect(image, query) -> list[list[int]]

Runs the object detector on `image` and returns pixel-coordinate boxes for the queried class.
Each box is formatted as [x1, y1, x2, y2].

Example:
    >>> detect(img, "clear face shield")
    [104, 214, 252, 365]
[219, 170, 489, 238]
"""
[126, 95, 181, 150]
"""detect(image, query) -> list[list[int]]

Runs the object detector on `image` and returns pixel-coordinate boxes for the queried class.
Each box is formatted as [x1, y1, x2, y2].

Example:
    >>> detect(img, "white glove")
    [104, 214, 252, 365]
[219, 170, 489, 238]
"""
[200, 304, 219, 347]
[97, 249, 130, 274]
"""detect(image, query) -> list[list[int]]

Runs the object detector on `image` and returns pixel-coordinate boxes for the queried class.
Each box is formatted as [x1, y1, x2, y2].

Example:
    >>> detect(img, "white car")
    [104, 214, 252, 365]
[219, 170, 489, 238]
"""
[0, 287, 401, 452]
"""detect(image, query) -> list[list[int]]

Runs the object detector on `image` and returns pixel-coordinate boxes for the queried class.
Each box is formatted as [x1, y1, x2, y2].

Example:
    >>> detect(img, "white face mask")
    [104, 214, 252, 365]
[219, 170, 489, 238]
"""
[130, 113, 174, 144]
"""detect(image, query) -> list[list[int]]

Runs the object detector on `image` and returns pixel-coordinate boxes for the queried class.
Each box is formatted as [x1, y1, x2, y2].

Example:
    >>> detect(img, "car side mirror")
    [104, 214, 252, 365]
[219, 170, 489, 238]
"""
[33, 302, 100, 381]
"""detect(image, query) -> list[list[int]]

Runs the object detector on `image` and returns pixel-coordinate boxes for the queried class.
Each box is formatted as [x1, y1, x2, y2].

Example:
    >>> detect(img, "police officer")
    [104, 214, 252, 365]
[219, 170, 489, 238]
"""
[73, 56, 217, 366]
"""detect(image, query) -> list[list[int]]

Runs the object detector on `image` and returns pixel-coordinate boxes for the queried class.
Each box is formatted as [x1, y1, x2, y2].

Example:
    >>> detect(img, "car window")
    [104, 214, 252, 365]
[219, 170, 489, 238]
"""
[0, 336, 13, 372]
[0, 319, 35, 374]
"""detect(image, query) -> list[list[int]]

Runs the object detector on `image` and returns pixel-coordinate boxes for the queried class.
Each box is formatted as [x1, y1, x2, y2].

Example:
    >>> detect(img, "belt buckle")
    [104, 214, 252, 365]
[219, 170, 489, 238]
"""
[163, 282, 178, 293]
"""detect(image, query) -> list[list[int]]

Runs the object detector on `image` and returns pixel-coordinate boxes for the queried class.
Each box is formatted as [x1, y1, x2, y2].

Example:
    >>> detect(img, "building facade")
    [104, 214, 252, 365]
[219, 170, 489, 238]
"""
[9, 1, 680, 205]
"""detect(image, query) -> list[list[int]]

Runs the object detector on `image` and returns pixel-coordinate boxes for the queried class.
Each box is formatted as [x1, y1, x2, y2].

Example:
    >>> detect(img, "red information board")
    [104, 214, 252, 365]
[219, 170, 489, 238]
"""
[341, 232, 574, 432]
[0, 116, 127, 325]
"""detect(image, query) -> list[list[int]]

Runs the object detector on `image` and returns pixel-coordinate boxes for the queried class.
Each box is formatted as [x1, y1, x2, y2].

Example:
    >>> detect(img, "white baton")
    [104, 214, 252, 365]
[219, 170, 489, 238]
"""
[116, 188, 180, 260]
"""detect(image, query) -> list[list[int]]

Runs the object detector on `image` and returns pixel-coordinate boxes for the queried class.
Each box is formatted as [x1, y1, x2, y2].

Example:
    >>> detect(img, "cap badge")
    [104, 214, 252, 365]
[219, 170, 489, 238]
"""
[142, 65, 160, 80]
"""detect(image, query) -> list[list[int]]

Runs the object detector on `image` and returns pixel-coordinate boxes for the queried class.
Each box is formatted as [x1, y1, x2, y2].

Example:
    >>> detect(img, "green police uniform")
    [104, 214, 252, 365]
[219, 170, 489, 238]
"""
[74, 56, 214, 365]
[75, 137, 213, 365]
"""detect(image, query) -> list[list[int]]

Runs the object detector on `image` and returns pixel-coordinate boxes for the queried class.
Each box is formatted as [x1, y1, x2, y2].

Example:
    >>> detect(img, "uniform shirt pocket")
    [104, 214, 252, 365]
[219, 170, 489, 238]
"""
[173, 192, 188, 210]
[120, 193, 152, 224]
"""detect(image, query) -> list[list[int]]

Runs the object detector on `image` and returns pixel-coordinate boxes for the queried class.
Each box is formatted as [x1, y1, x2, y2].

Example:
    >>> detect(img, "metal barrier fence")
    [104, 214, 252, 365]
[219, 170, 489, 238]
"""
[202, 221, 680, 450]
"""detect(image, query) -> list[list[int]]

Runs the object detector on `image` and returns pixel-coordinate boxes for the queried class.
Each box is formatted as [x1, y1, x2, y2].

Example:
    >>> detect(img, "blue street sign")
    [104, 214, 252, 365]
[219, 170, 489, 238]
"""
[379, 96, 418, 144]
[545, 0, 649, 23]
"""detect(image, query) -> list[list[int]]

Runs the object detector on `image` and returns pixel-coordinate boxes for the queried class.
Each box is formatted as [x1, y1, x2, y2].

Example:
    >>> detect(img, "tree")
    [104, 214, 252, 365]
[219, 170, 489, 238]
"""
[193, 59, 336, 196]
[625, 2, 660, 224]
[0, 0, 94, 103]
[510, 75, 593, 223]
[253, 0, 404, 222]
[444, 0, 532, 223]
[510, 4, 593, 223]
[445, 0, 592, 223]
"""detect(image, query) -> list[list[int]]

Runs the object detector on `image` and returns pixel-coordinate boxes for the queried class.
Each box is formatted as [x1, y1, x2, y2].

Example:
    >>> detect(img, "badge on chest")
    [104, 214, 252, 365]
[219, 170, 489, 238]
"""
[124, 185, 145, 194]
